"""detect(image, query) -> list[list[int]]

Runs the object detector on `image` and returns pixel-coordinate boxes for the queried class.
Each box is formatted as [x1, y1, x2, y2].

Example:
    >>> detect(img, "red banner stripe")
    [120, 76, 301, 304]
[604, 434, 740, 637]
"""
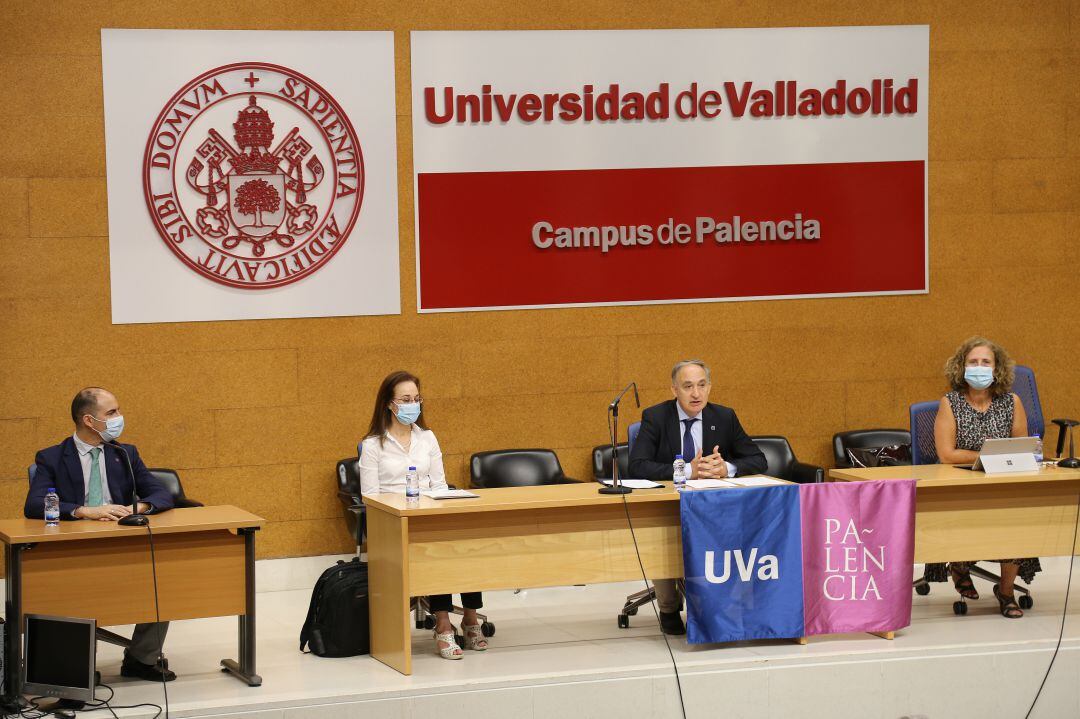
[418, 161, 925, 310]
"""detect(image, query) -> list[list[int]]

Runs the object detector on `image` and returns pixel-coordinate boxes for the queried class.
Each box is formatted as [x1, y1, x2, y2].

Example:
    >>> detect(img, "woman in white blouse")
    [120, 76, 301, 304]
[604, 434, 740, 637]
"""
[359, 370, 488, 660]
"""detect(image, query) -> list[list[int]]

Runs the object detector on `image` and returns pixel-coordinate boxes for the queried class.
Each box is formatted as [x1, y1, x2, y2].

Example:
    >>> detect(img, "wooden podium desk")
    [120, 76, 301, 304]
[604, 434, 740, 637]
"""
[827, 464, 1080, 562]
[0, 506, 264, 697]
[364, 482, 688, 675]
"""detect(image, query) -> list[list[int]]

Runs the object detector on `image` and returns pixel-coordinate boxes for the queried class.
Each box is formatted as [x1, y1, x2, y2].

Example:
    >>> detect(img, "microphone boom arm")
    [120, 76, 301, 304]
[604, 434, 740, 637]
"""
[600, 382, 640, 495]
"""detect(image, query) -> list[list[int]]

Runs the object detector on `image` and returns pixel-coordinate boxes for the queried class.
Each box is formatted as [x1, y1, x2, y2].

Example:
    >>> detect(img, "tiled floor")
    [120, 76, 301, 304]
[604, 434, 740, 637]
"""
[22, 556, 1080, 718]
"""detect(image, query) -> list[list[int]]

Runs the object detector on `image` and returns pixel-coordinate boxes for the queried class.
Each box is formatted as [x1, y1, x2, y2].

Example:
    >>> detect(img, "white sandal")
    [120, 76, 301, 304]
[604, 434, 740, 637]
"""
[434, 630, 463, 660]
[462, 623, 488, 651]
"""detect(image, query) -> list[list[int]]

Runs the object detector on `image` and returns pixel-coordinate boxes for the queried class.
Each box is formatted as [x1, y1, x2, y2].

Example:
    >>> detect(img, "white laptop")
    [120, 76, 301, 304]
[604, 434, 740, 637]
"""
[971, 436, 1039, 474]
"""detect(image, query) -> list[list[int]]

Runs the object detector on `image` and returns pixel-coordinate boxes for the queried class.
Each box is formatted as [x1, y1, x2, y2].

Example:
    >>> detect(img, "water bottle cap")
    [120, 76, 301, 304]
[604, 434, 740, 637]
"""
[408, 466, 416, 471]
[48, 487, 55, 492]
[674, 455, 683, 460]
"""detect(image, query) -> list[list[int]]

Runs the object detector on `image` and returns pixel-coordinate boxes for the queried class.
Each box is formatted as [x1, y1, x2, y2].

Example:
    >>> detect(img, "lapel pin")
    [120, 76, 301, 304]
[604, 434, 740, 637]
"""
[710, 425, 716, 430]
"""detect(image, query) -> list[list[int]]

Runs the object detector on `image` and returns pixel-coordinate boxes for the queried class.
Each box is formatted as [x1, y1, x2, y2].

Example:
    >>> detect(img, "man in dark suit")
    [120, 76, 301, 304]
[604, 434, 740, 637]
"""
[25, 387, 177, 682]
[628, 360, 767, 634]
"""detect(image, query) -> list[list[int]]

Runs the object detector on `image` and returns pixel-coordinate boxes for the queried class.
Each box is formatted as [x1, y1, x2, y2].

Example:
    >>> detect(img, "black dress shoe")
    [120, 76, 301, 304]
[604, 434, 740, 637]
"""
[659, 611, 686, 635]
[120, 655, 177, 682]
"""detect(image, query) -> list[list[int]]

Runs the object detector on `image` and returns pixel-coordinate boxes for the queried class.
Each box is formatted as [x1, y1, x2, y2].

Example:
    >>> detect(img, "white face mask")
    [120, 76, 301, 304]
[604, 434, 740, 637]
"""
[963, 366, 994, 390]
[394, 403, 421, 425]
[88, 414, 125, 442]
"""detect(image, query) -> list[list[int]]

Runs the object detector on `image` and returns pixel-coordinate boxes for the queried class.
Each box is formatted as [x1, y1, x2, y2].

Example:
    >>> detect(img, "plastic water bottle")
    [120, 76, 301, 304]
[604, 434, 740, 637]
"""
[1034, 435, 1044, 464]
[44, 488, 60, 526]
[672, 455, 687, 492]
[405, 466, 420, 505]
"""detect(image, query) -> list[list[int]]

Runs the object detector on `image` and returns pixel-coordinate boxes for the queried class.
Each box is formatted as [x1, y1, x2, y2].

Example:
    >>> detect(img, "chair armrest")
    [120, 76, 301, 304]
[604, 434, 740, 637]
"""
[552, 475, 579, 485]
[344, 500, 367, 545]
[337, 490, 362, 508]
[791, 462, 824, 484]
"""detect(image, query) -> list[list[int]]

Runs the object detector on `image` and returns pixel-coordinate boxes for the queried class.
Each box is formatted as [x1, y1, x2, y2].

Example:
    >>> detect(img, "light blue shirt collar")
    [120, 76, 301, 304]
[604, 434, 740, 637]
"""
[675, 403, 702, 422]
[72, 432, 104, 456]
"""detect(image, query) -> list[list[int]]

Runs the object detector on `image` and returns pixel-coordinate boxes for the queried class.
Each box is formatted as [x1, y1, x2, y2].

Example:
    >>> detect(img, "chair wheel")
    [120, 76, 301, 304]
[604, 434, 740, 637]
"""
[953, 600, 968, 616]
[480, 621, 495, 637]
[617, 614, 630, 629]
[422, 616, 435, 630]
[1019, 595, 1033, 609]
[915, 584, 930, 596]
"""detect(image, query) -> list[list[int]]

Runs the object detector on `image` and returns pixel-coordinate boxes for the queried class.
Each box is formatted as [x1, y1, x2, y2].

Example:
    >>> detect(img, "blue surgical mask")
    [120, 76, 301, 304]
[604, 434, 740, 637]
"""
[394, 403, 421, 425]
[964, 366, 994, 390]
[89, 414, 125, 442]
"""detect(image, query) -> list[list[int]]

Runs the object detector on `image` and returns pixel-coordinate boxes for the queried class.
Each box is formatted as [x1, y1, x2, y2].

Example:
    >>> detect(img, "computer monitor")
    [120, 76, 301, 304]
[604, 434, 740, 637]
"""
[22, 614, 96, 702]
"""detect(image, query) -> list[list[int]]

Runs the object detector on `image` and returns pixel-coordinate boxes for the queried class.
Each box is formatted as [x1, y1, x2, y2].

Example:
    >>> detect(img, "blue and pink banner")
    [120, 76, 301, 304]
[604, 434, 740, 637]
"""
[680, 480, 915, 644]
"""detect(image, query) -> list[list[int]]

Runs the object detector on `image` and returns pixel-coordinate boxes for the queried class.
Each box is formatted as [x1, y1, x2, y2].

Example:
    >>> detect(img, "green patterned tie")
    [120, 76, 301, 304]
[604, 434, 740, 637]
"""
[87, 447, 104, 507]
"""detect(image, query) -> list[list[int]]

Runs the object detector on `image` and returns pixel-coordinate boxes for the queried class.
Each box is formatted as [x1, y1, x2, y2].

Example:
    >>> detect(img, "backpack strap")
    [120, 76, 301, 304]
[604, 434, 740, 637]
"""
[299, 564, 344, 652]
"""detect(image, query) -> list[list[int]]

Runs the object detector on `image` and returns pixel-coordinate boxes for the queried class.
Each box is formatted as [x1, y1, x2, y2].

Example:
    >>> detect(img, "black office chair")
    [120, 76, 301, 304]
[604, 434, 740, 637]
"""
[335, 456, 492, 640]
[750, 436, 824, 484]
[832, 429, 912, 468]
[146, 468, 204, 508]
[592, 443, 629, 480]
[470, 449, 578, 488]
[335, 457, 365, 550]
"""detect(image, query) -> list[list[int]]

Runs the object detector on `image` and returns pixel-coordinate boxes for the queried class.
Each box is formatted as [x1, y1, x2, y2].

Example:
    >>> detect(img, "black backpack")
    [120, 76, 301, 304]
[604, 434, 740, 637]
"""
[299, 557, 370, 657]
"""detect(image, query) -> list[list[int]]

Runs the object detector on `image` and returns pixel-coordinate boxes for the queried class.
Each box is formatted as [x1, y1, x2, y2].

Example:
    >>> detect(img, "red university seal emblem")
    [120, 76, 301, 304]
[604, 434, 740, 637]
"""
[143, 62, 364, 288]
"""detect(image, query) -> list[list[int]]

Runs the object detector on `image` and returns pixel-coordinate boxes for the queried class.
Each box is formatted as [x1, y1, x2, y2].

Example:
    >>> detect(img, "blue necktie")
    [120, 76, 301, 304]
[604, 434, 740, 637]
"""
[682, 418, 697, 461]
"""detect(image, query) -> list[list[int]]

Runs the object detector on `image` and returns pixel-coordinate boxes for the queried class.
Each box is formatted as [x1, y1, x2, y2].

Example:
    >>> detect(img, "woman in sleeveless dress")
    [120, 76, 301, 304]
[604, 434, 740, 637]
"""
[930, 336, 1041, 618]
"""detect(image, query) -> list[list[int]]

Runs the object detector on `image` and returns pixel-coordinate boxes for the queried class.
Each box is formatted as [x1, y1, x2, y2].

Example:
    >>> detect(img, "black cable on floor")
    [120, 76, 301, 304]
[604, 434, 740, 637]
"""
[143, 525, 170, 719]
[1023, 488, 1080, 719]
[609, 409, 687, 719]
[72, 681, 163, 718]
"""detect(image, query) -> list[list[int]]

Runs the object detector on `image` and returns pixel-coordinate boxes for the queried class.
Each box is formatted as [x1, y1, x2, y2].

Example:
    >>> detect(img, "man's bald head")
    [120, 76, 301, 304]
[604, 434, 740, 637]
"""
[70, 387, 113, 425]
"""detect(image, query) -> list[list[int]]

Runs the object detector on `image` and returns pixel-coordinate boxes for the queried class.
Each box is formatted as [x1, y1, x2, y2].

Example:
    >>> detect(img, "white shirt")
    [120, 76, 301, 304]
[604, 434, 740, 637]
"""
[72, 433, 113, 504]
[675, 405, 739, 477]
[359, 426, 449, 496]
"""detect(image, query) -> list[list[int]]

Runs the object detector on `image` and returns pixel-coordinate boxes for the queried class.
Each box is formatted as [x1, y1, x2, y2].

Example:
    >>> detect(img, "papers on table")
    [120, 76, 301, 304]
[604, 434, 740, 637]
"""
[600, 479, 664, 489]
[686, 478, 738, 489]
[683, 476, 788, 490]
[421, 489, 480, 499]
[728, 475, 788, 487]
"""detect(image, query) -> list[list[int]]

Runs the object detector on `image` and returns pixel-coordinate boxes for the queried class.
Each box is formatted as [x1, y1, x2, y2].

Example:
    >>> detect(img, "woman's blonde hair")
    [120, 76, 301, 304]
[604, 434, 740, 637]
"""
[944, 336, 1014, 397]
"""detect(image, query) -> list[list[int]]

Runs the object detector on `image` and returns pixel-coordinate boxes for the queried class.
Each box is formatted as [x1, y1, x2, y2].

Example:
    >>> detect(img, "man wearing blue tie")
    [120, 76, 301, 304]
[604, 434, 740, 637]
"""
[24, 387, 177, 681]
[628, 360, 767, 634]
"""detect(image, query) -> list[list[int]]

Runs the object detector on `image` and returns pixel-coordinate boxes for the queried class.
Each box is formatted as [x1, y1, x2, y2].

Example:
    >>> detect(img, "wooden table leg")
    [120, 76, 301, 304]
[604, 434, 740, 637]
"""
[367, 508, 412, 675]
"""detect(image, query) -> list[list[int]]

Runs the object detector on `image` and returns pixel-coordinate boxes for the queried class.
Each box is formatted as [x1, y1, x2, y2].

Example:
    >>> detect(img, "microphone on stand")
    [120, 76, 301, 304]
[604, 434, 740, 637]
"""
[105, 440, 150, 527]
[600, 382, 640, 495]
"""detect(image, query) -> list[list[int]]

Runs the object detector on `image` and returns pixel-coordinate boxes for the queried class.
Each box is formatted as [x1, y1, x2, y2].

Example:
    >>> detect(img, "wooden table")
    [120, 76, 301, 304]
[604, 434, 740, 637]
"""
[0, 505, 264, 697]
[827, 464, 1080, 562]
[364, 482, 687, 675]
